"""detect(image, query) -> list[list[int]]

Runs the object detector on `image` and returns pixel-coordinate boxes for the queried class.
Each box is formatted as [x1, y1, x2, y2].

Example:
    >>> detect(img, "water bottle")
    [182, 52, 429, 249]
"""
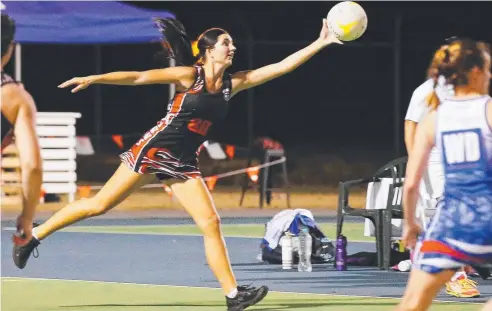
[298, 225, 313, 272]
[397, 259, 412, 272]
[281, 233, 293, 270]
[335, 234, 347, 271]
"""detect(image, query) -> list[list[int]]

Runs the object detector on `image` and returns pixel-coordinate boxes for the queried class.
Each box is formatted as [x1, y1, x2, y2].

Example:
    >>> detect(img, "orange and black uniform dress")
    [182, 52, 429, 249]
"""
[120, 65, 232, 180]
[1, 71, 18, 152]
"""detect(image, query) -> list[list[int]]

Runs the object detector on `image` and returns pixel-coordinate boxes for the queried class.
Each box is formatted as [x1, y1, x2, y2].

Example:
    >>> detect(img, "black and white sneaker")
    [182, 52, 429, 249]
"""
[12, 223, 40, 269]
[226, 285, 268, 311]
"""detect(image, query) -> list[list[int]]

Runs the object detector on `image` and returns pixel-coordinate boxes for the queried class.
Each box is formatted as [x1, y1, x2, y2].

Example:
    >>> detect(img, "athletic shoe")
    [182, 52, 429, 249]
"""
[12, 223, 40, 269]
[226, 285, 268, 311]
[445, 275, 480, 298]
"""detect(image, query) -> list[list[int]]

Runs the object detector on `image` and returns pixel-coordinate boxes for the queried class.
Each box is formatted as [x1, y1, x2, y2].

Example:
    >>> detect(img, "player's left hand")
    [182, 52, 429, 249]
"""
[318, 18, 343, 46]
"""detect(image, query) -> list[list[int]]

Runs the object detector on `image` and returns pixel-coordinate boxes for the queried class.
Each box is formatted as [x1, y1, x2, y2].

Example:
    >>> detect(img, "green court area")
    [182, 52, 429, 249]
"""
[61, 222, 373, 242]
[2, 278, 478, 311]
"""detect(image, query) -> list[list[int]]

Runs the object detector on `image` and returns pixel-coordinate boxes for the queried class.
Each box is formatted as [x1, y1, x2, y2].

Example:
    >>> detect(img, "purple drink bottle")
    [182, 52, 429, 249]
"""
[335, 234, 347, 271]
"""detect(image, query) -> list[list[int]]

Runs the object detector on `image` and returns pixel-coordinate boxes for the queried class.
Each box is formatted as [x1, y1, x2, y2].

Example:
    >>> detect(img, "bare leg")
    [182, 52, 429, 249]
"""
[35, 164, 154, 240]
[170, 178, 237, 295]
[395, 268, 455, 311]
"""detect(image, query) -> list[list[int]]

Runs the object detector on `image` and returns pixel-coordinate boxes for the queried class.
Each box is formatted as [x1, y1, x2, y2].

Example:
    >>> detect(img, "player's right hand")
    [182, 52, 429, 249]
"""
[318, 18, 343, 46]
[58, 76, 97, 93]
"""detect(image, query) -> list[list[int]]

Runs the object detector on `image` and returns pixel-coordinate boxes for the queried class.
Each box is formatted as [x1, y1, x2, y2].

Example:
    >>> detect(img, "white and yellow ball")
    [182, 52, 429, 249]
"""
[327, 1, 368, 42]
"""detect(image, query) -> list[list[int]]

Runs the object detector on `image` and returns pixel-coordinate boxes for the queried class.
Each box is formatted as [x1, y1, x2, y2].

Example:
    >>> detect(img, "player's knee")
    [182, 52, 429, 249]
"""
[86, 198, 112, 217]
[196, 214, 221, 236]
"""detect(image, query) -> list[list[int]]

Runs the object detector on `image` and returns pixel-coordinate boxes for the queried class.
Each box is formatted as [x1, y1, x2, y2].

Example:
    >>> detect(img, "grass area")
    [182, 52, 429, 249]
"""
[61, 222, 373, 242]
[1, 278, 478, 311]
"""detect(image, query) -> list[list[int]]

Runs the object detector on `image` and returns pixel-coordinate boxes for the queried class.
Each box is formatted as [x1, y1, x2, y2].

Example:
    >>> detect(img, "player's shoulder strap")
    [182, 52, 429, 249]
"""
[222, 71, 232, 101]
[187, 65, 204, 93]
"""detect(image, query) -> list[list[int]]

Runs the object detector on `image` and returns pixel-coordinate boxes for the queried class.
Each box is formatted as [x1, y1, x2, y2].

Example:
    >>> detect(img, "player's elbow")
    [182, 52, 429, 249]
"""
[132, 72, 147, 85]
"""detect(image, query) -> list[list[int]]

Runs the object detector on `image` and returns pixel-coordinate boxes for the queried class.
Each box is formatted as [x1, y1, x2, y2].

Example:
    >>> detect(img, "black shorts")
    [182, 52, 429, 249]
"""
[119, 125, 201, 181]
[120, 147, 201, 181]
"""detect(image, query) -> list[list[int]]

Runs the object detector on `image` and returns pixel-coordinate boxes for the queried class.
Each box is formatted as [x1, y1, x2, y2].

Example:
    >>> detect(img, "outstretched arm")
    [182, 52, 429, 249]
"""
[231, 19, 342, 96]
[58, 66, 196, 93]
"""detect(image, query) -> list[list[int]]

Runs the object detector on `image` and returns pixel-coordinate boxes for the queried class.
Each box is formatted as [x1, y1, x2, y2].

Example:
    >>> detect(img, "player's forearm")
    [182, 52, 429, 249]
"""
[93, 72, 142, 85]
[279, 39, 327, 74]
[403, 185, 419, 225]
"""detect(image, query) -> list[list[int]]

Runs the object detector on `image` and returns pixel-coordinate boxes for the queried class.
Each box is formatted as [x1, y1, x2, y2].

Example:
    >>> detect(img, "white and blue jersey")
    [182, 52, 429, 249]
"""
[413, 95, 492, 274]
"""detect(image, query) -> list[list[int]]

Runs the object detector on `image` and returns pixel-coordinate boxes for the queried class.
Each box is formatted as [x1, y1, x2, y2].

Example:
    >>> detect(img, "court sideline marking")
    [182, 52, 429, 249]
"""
[1, 224, 374, 243]
[2, 225, 375, 244]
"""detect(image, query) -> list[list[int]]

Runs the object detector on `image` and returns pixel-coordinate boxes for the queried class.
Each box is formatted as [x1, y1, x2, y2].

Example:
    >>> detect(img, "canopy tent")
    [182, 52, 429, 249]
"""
[3, 1, 175, 149]
[3, 1, 174, 44]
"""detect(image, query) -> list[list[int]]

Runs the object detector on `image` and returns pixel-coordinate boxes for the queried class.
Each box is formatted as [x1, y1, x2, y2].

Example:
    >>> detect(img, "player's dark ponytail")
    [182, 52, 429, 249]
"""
[1, 14, 15, 58]
[154, 17, 229, 67]
[153, 17, 196, 67]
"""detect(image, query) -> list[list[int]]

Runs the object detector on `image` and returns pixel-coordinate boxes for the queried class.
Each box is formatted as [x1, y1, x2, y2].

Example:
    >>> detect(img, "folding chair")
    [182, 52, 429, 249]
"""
[239, 148, 291, 209]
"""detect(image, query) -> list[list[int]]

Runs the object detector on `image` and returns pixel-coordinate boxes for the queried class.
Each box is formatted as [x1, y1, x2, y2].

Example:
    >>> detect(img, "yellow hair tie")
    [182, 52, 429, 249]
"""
[191, 40, 199, 57]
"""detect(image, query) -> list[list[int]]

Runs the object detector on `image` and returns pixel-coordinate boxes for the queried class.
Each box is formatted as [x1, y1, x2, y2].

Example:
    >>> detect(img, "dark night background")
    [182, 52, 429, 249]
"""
[3, 1, 492, 172]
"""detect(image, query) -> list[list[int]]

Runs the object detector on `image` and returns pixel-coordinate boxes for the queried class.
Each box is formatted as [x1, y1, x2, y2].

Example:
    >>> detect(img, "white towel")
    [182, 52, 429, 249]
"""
[364, 178, 404, 237]
[263, 209, 314, 249]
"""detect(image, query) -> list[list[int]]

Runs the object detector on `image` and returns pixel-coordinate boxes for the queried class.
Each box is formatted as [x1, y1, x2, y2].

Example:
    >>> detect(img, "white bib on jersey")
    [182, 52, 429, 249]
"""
[436, 95, 492, 194]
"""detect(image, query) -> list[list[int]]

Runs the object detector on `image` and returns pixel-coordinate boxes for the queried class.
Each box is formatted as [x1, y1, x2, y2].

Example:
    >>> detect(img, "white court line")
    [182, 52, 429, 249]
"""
[1, 226, 374, 243]
[1, 276, 481, 305]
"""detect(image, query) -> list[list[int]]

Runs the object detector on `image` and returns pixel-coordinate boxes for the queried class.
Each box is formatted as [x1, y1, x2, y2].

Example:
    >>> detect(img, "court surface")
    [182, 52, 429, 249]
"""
[2, 216, 490, 310]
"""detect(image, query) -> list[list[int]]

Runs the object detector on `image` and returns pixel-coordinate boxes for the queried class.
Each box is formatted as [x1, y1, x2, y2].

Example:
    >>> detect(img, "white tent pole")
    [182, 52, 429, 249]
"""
[393, 14, 403, 158]
[169, 58, 175, 102]
[94, 45, 103, 150]
[15, 43, 21, 81]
